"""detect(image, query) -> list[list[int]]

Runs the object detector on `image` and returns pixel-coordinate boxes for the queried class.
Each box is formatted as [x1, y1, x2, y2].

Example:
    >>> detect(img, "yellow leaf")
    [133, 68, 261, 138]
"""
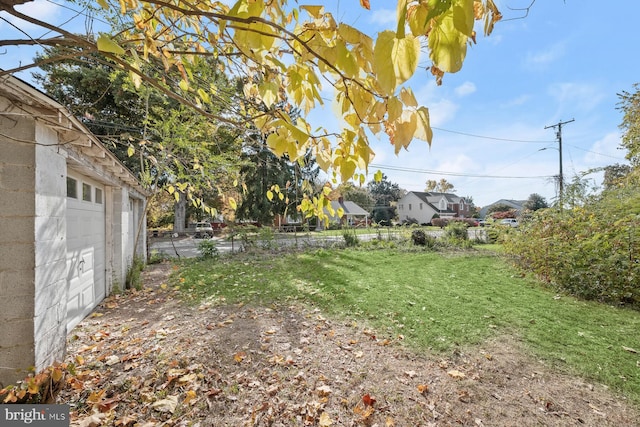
[453, 0, 474, 36]
[373, 31, 396, 95]
[179, 79, 189, 92]
[336, 40, 358, 78]
[408, 3, 431, 36]
[319, 411, 333, 426]
[337, 207, 345, 218]
[301, 5, 324, 18]
[393, 34, 420, 86]
[51, 367, 63, 383]
[96, 0, 109, 10]
[415, 106, 433, 144]
[339, 159, 357, 182]
[184, 390, 197, 405]
[267, 190, 274, 201]
[278, 192, 284, 201]
[399, 87, 418, 108]
[374, 170, 383, 182]
[27, 379, 39, 395]
[228, 197, 237, 210]
[396, 0, 407, 38]
[197, 88, 210, 104]
[394, 111, 417, 153]
[428, 9, 468, 73]
[259, 81, 278, 109]
[96, 34, 125, 55]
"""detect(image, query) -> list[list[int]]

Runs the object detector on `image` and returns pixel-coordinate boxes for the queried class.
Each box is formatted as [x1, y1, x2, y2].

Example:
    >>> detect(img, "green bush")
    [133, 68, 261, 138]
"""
[126, 256, 145, 290]
[504, 202, 640, 306]
[342, 230, 359, 247]
[197, 239, 219, 259]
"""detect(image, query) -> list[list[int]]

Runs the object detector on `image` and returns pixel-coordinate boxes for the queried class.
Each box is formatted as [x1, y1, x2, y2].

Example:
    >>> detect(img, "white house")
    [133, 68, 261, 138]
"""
[0, 75, 148, 387]
[396, 191, 470, 224]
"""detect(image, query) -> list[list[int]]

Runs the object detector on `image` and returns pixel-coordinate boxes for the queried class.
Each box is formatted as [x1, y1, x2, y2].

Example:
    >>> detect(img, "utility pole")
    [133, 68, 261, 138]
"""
[545, 118, 574, 208]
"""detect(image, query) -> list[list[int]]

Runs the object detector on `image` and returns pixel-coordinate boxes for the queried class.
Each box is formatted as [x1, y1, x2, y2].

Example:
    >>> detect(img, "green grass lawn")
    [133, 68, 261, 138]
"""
[174, 247, 640, 404]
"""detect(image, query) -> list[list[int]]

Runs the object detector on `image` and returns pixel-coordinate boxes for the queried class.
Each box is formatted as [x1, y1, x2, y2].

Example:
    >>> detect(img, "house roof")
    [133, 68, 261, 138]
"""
[325, 199, 369, 219]
[0, 74, 148, 196]
[403, 191, 462, 214]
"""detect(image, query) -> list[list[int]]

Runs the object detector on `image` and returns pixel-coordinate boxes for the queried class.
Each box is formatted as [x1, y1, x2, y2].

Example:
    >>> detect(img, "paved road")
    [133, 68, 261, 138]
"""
[149, 228, 488, 259]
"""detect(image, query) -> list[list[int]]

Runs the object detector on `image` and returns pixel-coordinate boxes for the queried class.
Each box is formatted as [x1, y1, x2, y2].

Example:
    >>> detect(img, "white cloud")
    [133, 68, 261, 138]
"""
[584, 131, 625, 165]
[548, 82, 606, 113]
[454, 81, 476, 97]
[524, 42, 566, 68]
[0, 0, 62, 32]
[500, 94, 531, 108]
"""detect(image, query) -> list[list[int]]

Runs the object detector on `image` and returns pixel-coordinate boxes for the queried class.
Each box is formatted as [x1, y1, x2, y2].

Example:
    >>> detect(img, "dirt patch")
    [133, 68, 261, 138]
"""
[58, 263, 639, 426]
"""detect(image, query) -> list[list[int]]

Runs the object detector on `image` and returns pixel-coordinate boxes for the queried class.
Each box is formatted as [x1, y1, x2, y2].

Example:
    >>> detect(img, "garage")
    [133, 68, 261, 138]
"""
[1, 75, 148, 387]
[65, 172, 106, 331]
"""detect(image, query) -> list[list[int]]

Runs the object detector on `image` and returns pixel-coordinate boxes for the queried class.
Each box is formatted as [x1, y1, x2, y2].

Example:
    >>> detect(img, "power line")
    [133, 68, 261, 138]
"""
[369, 163, 554, 179]
[431, 127, 555, 144]
[564, 143, 626, 161]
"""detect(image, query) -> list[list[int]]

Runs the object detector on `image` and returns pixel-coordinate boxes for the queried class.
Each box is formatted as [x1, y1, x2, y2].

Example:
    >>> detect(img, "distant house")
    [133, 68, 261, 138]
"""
[478, 199, 526, 219]
[318, 197, 369, 229]
[396, 191, 470, 225]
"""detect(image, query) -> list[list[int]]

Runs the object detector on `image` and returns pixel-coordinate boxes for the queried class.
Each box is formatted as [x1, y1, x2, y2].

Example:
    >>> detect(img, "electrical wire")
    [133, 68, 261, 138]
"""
[369, 163, 554, 179]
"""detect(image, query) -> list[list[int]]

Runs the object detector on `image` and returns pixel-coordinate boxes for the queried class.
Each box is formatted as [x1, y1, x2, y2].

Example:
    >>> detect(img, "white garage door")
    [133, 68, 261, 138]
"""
[66, 172, 106, 331]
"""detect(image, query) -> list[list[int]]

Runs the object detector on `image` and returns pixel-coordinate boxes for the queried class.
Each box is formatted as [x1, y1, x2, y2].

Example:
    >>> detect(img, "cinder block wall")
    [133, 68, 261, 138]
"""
[0, 110, 37, 388]
[33, 123, 67, 372]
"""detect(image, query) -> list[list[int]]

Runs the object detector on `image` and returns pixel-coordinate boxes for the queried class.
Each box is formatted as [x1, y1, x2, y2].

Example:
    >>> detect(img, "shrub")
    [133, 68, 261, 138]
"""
[198, 239, 219, 259]
[431, 218, 449, 228]
[126, 256, 145, 290]
[343, 230, 359, 247]
[504, 203, 640, 307]
[444, 221, 468, 241]
[411, 229, 437, 248]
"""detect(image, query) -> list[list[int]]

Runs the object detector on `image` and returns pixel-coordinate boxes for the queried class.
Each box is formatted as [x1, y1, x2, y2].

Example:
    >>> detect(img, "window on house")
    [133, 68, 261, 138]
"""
[409, 204, 412, 211]
[95, 188, 103, 204]
[82, 183, 92, 201]
[420, 203, 423, 210]
[67, 177, 77, 198]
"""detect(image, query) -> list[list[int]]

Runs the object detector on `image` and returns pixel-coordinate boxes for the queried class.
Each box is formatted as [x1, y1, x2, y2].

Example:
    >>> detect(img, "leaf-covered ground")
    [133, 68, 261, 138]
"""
[58, 263, 640, 426]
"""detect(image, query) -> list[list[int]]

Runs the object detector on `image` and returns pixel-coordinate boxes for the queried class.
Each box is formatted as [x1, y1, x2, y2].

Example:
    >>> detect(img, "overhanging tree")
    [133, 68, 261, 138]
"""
[1, 0, 503, 220]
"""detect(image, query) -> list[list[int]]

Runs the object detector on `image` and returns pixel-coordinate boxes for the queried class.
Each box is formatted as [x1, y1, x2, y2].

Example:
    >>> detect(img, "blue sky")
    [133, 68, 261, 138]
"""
[2, 1, 637, 207]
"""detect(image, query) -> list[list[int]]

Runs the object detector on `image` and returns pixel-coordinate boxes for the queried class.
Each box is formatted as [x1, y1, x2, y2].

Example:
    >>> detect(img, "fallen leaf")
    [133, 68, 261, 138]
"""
[417, 384, 429, 394]
[362, 393, 376, 407]
[152, 395, 179, 413]
[404, 370, 417, 378]
[106, 355, 120, 365]
[319, 412, 333, 426]
[447, 369, 466, 379]
[115, 415, 137, 426]
[183, 390, 197, 405]
[623, 346, 638, 354]
[78, 412, 107, 427]
[317, 385, 332, 397]
[233, 351, 247, 363]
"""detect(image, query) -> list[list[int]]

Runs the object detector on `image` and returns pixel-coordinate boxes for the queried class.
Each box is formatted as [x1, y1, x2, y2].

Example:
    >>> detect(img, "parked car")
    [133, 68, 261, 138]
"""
[499, 218, 519, 227]
[194, 221, 214, 238]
